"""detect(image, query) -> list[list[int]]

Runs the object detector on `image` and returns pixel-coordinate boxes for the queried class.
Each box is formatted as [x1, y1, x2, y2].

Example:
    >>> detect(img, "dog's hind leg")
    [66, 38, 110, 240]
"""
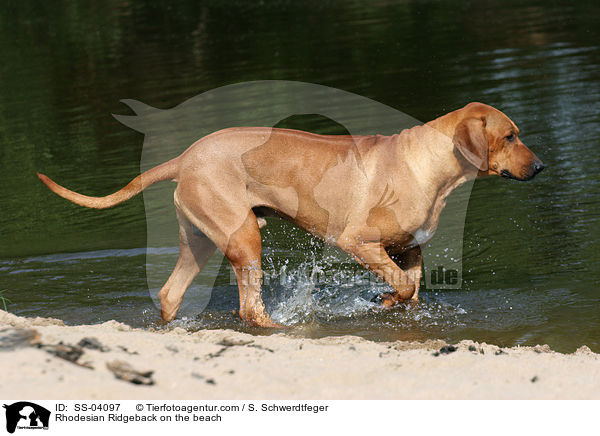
[172, 175, 280, 327]
[158, 211, 216, 322]
[224, 211, 281, 327]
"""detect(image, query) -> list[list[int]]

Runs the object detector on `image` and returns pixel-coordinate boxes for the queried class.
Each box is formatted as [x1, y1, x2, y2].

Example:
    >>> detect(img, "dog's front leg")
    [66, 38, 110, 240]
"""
[341, 240, 419, 307]
[385, 245, 422, 304]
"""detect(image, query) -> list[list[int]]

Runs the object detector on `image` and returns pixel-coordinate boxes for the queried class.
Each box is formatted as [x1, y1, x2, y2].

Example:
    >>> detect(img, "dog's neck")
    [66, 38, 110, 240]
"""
[397, 119, 478, 207]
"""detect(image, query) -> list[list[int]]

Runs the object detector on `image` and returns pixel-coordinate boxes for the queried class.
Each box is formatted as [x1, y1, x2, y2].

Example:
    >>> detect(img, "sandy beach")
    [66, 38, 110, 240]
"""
[1, 309, 598, 400]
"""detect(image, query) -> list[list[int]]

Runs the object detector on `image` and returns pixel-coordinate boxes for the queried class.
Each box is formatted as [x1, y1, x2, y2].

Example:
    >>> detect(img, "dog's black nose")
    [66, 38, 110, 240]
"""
[533, 161, 545, 174]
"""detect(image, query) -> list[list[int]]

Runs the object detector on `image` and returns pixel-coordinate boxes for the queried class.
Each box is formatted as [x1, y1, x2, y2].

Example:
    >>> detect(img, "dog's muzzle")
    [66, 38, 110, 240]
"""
[532, 160, 545, 175]
[501, 160, 545, 181]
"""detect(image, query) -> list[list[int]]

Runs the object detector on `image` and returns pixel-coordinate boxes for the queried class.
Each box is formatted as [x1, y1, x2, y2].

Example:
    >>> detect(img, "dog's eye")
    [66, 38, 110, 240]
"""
[506, 134, 515, 142]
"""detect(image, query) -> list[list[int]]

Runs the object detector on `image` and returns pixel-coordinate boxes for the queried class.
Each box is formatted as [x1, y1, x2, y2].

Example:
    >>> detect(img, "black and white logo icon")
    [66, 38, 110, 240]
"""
[3, 402, 50, 433]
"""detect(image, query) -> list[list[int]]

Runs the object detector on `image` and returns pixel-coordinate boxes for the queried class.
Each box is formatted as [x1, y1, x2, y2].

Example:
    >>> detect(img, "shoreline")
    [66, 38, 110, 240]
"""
[1, 309, 598, 399]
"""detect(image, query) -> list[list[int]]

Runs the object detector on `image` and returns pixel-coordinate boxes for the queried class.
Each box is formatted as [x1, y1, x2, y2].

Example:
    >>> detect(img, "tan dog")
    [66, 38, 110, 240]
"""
[38, 102, 544, 327]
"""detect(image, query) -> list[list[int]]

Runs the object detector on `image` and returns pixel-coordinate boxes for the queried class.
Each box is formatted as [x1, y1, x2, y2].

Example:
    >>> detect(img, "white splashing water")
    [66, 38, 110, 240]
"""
[263, 253, 388, 325]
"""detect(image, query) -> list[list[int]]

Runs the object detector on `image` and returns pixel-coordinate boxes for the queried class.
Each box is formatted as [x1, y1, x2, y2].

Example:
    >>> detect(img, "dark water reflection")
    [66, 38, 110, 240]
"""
[1, 0, 599, 352]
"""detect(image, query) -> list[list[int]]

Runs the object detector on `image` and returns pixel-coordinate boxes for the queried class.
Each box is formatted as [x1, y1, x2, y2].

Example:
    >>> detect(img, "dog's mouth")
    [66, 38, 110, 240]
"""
[500, 169, 535, 181]
[500, 169, 518, 179]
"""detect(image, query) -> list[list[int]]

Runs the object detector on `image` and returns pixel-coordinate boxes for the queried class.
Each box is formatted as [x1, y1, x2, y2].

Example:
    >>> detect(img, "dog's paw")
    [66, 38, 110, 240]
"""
[239, 310, 287, 328]
[370, 293, 383, 304]
[370, 292, 398, 308]
[248, 318, 287, 329]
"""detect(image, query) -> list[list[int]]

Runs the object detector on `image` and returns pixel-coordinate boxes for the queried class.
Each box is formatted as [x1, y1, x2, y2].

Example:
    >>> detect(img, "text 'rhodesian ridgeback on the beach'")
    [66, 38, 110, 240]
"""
[38, 102, 544, 327]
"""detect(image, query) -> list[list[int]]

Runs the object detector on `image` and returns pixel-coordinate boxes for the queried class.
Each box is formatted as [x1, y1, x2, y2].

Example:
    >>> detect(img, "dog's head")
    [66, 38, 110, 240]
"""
[452, 102, 544, 181]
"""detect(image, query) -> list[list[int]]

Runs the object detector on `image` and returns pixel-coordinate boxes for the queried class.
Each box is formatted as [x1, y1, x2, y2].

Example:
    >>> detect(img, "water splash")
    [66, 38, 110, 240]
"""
[261, 251, 383, 325]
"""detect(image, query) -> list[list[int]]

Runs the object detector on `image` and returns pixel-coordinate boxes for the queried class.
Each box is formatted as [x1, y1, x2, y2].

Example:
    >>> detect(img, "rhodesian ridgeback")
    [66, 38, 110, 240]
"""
[38, 102, 544, 327]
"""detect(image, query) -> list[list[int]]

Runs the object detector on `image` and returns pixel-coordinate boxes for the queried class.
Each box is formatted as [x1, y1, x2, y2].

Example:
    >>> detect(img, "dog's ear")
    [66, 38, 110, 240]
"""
[453, 117, 489, 171]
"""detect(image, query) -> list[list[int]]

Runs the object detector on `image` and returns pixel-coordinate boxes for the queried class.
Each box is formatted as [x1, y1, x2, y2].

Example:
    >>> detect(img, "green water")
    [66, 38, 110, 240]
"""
[1, 0, 599, 352]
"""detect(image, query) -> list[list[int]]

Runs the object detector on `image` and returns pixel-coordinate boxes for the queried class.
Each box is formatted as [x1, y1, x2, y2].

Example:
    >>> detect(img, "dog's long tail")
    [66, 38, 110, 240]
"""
[36, 157, 180, 209]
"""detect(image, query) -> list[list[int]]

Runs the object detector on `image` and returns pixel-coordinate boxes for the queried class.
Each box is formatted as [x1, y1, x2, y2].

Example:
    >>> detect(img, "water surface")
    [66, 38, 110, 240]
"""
[1, 0, 599, 352]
